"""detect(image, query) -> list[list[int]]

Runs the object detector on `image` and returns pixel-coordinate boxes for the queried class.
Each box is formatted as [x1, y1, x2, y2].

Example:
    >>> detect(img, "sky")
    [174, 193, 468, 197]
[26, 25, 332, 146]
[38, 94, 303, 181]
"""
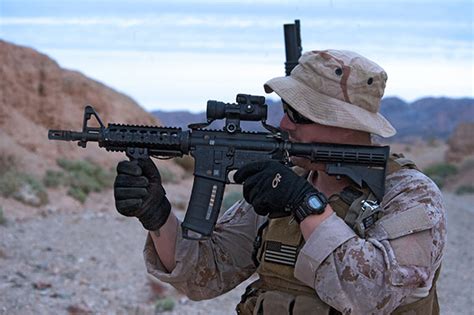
[1, 0, 472, 112]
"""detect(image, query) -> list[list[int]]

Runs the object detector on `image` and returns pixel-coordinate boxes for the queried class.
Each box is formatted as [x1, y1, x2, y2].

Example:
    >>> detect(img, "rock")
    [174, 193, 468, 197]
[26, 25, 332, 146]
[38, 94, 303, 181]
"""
[0, 248, 7, 259]
[13, 184, 43, 207]
[62, 271, 77, 281]
[15, 271, 28, 279]
[33, 262, 49, 272]
[67, 304, 93, 315]
[446, 123, 474, 163]
[147, 277, 167, 299]
[42, 206, 59, 216]
[32, 281, 52, 290]
[50, 292, 72, 299]
[179, 297, 189, 305]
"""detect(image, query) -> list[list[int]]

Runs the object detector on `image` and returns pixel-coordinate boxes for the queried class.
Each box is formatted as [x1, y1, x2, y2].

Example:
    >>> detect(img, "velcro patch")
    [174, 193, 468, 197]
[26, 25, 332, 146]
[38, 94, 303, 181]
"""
[264, 241, 298, 266]
[379, 205, 435, 240]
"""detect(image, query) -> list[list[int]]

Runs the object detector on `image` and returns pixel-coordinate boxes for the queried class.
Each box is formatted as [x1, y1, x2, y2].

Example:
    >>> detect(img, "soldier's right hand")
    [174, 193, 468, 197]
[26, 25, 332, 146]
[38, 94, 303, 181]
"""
[114, 158, 171, 231]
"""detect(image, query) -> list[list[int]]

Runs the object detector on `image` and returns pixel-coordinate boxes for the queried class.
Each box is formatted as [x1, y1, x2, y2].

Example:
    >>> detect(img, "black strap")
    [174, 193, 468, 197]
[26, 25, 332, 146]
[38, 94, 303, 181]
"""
[338, 186, 363, 205]
[252, 220, 269, 267]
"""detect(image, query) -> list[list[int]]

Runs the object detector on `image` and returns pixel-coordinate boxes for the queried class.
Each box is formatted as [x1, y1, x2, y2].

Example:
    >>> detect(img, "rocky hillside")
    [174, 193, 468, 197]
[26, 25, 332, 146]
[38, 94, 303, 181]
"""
[380, 97, 474, 141]
[0, 40, 162, 175]
[445, 123, 474, 163]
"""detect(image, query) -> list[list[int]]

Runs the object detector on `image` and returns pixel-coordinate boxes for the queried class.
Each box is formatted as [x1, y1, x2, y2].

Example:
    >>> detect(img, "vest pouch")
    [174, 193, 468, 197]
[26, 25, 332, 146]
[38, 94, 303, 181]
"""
[293, 295, 331, 314]
[254, 291, 295, 315]
[392, 291, 439, 315]
[251, 290, 331, 315]
[236, 280, 264, 315]
[256, 217, 314, 295]
[236, 295, 259, 315]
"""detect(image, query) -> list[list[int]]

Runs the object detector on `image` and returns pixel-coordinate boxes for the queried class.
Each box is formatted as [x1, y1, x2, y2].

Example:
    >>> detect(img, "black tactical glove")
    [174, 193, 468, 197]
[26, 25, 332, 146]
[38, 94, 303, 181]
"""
[234, 160, 316, 216]
[114, 158, 171, 231]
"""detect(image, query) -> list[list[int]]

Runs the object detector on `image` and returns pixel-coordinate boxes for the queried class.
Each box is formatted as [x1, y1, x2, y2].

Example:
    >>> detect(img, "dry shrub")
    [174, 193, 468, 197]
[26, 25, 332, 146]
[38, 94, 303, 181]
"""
[0, 153, 18, 173]
[423, 163, 458, 188]
[155, 297, 175, 313]
[455, 185, 474, 195]
[0, 160, 48, 207]
[0, 206, 6, 225]
[43, 158, 114, 203]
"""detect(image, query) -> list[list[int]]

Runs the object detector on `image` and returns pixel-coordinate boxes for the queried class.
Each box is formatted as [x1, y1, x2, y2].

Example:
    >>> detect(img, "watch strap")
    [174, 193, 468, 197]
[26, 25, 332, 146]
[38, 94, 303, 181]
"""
[294, 191, 328, 223]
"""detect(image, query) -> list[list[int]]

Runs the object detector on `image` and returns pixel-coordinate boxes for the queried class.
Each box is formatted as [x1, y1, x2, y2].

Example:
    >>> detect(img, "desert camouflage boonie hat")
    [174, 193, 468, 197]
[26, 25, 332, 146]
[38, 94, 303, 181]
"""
[264, 50, 396, 137]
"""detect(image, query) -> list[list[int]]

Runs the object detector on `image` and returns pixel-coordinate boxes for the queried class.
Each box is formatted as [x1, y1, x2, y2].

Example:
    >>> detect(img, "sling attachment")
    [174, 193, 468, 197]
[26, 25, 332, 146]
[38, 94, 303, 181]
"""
[354, 198, 382, 238]
[335, 186, 382, 238]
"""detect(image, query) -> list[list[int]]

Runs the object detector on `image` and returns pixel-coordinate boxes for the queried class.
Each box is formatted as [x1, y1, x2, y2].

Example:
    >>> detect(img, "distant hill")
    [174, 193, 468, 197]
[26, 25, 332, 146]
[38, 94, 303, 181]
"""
[151, 98, 284, 132]
[380, 97, 473, 141]
[152, 97, 473, 142]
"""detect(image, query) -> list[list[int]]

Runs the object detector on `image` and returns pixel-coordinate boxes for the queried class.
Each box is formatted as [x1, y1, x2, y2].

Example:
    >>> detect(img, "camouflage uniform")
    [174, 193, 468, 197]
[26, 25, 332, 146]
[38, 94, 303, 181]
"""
[144, 166, 446, 314]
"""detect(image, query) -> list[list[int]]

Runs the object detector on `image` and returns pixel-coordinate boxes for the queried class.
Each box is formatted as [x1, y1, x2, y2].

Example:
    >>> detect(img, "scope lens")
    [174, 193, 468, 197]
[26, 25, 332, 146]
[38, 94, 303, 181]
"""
[207, 101, 226, 120]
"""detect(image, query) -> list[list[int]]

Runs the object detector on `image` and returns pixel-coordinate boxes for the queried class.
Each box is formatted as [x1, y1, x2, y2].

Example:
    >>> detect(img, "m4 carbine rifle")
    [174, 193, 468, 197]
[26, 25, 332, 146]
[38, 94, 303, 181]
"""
[48, 93, 389, 240]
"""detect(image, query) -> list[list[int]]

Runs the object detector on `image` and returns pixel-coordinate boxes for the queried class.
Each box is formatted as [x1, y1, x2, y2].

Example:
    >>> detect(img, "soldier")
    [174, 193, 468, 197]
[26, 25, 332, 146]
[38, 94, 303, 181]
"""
[114, 50, 446, 314]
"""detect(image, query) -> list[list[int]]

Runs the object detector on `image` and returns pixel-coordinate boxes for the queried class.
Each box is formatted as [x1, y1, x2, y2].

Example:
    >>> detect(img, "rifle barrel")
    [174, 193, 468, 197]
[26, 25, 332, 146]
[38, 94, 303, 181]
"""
[48, 130, 101, 142]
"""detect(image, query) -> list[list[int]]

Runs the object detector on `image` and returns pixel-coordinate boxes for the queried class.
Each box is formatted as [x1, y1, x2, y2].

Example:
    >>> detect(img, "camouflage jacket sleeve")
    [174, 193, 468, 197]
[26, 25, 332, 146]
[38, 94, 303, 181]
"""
[294, 169, 446, 314]
[143, 199, 266, 300]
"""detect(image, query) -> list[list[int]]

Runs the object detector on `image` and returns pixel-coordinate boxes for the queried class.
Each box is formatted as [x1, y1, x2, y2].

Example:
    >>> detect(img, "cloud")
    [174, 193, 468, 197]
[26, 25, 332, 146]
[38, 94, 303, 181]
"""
[1, 15, 471, 31]
[1, 17, 146, 27]
[2, 15, 471, 62]
[2, 2, 471, 111]
[43, 48, 473, 113]
[44, 48, 282, 112]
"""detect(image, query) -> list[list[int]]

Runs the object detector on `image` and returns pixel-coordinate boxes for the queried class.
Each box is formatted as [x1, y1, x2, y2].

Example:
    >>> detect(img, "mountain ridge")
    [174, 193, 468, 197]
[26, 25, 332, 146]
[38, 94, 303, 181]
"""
[152, 97, 474, 141]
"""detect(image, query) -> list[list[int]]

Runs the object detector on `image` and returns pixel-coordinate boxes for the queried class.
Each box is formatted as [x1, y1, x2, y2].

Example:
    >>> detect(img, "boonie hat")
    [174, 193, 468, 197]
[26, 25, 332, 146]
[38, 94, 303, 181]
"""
[264, 50, 396, 137]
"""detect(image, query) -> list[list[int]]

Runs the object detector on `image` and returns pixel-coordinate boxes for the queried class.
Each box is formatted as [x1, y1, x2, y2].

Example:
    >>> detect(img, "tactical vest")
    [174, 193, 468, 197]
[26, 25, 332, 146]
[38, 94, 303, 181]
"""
[236, 154, 441, 315]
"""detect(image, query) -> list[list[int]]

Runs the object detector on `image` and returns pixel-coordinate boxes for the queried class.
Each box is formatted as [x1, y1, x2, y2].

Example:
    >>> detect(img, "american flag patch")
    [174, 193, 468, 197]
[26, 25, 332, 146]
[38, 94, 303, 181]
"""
[263, 241, 298, 266]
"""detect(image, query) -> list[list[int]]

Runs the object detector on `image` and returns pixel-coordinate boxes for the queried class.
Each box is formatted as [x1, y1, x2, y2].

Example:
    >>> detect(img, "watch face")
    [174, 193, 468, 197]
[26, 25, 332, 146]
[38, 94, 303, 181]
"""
[308, 195, 324, 210]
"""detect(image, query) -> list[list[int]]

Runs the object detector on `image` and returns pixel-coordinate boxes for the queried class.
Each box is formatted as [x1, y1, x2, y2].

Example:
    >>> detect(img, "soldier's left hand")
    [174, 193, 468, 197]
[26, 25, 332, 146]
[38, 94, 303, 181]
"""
[234, 160, 316, 216]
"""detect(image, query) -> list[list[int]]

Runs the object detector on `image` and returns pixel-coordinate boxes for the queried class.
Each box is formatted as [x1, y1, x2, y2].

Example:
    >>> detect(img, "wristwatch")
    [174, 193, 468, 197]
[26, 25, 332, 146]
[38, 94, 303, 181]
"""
[293, 191, 328, 223]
